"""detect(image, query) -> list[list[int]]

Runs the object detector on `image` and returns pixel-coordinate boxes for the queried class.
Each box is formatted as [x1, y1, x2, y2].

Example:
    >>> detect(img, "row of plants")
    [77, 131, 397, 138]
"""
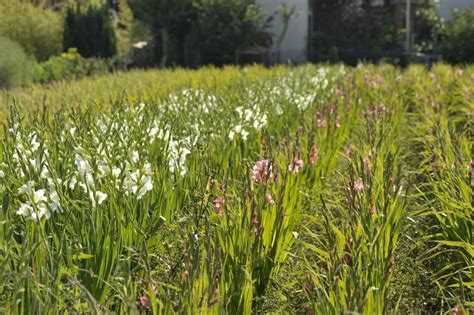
[2, 0, 474, 89]
[0, 64, 472, 313]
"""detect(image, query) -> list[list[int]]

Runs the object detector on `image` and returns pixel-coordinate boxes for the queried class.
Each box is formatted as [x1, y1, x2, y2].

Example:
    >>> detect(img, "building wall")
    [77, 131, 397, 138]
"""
[439, 0, 474, 19]
[261, 0, 309, 63]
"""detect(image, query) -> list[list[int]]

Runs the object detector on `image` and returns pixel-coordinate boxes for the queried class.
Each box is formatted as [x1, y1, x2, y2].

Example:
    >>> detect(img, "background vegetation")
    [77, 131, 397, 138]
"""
[0, 0, 474, 89]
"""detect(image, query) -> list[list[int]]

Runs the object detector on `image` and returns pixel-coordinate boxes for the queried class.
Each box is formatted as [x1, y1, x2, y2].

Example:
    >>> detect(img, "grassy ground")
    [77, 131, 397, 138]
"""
[0, 64, 472, 313]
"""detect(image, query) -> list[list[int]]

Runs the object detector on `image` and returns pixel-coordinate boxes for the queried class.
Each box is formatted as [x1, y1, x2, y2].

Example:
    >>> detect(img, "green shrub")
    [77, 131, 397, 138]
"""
[442, 8, 474, 64]
[34, 48, 112, 84]
[0, 37, 35, 88]
[0, 0, 63, 62]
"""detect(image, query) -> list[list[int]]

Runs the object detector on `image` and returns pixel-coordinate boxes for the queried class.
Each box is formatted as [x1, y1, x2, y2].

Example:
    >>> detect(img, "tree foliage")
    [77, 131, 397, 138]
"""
[128, 0, 271, 67]
[442, 8, 474, 64]
[0, 0, 63, 61]
[64, 3, 117, 58]
[312, 0, 402, 56]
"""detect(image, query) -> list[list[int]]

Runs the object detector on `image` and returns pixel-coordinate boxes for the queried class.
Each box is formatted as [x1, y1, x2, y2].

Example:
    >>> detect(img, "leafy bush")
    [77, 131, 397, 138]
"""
[442, 8, 474, 63]
[109, 0, 136, 58]
[34, 48, 112, 84]
[0, 37, 35, 88]
[0, 0, 63, 61]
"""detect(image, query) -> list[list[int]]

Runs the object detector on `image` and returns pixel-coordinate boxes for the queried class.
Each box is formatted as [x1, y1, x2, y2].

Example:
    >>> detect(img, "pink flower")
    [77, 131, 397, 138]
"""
[288, 158, 303, 173]
[139, 295, 151, 309]
[378, 103, 387, 113]
[453, 305, 462, 315]
[335, 115, 341, 128]
[213, 196, 224, 215]
[272, 172, 280, 182]
[251, 159, 271, 183]
[346, 147, 353, 159]
[252, 212, 260, 236]
[370, 203, 377, 216]
[265, 193, 275, 205]
[309, 146, 319, 165]
[183, 270, 189, 280]
[354, 180, 364, 191]
[253, 227, 259, 236]
[363, 156, 371, 174]
[316, 111, 326, 128]
[317, 118, 326, 128]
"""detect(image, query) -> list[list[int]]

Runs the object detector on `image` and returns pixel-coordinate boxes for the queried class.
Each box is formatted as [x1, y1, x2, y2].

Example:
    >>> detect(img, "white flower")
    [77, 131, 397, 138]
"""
[68, 176, 77, 190]
[49, 190, 61, 212]
[32, 189, 47, 205]
[75, 157, 90, 176]
[0, 170, 4, 178]
[241, 129, 249, 140]
[30, 135, 40, 152]
[40, 165, 49, 179]
[112, 167, 121, 178]
[85, 173, 95, 189]
[17, 186, 51, 221]
[97, 161, 110, 178]
[17, 203, 33, 216]
[244, 109, 253, 122]
[96, 191, 107, 205]
[131, 151, 140, 164]
[137, 176, 153, 200]
[90, 191, 107, 207]
[18, 182, 35, 195]
[35, 204, 51, 221]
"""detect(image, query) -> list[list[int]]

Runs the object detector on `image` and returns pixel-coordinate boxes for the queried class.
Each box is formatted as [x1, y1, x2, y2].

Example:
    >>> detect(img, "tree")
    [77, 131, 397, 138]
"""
[129, 0, 194, 67]
[0, 0, 63, 61]
[442, 8, 474, 64]
[189, 0, 271, 66]
[129, 0, 271, 67]
[64, 3, 117, 58]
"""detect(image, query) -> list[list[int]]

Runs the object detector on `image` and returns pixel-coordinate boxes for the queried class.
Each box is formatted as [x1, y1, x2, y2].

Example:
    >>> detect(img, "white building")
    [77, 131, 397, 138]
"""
[261, 0, 309, 64]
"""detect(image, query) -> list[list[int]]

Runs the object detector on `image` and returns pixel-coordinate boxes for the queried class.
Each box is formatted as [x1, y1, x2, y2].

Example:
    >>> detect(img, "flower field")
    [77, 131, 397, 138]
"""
[0, 64, 472, 313]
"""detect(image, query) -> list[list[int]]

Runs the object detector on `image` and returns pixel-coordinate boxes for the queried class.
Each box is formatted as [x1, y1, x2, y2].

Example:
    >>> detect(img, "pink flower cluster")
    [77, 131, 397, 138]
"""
[316, 111, 326, 128]
[252, 211, 260, 236]
[213, 196, 225, 215]
[354, 179, 364, 191]
[367, 104, 387, 116]
[309, 146, 319, 165]
[251, 159, 277, 184]
[288, 158, 303, 173]
[265, 193, 275, 205]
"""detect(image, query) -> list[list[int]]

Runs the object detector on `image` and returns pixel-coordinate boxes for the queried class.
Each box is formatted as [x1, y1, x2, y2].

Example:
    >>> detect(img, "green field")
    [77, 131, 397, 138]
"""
[0, 64, 472, 313]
